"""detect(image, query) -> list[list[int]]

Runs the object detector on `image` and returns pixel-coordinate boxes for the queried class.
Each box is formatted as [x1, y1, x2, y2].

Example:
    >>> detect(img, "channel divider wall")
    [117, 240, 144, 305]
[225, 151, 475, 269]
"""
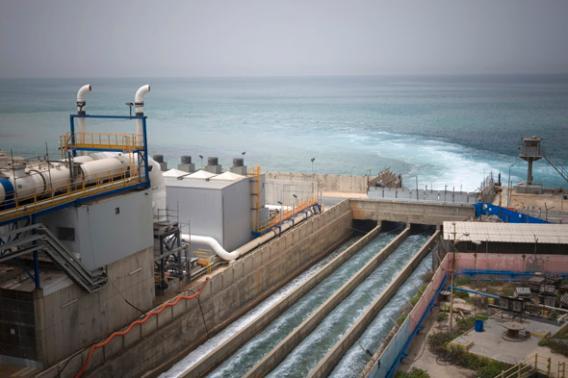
[362, 246, 450, 378]
[308, 230, 440, 378]
[244, 226, 412, 378]
[179, 223, 384, 377]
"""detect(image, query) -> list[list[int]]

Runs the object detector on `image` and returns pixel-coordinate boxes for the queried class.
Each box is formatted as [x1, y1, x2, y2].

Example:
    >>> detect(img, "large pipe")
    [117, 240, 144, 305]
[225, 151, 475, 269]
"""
[182, 206, 319, 262]
[76, 84, 92, 140]
[134, 84, 150, 146]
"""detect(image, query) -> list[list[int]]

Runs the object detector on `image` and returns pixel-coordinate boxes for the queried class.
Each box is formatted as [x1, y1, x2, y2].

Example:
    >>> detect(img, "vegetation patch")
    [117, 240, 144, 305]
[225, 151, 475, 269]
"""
[427, 316, 509, 378]
[395, 367, 430, 378]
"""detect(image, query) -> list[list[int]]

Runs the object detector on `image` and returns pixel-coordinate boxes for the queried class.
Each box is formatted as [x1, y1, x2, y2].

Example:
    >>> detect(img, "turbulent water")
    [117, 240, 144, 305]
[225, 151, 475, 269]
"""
[330, 252, 432, 378]
[267, 232, 430, 378]
[160, 235, 360, 378]
[1, 75, 567, 190]
[208, 229, 400, 377]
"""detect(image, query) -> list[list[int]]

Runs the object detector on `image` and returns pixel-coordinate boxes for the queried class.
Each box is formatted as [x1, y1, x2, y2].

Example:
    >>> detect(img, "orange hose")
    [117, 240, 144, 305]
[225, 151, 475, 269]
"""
[74, 278, 209, 378]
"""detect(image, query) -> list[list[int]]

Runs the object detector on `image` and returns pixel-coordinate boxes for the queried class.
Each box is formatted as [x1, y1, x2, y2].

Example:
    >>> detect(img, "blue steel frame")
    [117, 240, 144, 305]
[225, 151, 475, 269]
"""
[1, 113, 152, 289]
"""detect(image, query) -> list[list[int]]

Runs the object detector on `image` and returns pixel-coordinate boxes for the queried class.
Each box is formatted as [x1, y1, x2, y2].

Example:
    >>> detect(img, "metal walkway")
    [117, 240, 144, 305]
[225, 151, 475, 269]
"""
[0, 223, 107, 293]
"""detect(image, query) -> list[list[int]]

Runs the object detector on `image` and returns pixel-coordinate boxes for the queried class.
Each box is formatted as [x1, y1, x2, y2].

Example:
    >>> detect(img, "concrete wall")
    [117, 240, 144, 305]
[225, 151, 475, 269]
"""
[351, 199, 475, 225]
[39, 201, 353, 378]
[35, 247, 155, 367]
[265, 172, 369, 205]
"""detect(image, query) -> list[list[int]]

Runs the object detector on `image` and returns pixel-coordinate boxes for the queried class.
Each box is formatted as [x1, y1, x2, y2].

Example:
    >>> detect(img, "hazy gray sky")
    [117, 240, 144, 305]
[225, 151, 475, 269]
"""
[1, 0, 567, 78]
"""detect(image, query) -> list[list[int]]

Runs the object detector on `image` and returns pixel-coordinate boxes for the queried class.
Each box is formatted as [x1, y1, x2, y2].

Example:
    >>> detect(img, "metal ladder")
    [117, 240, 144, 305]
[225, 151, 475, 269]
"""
[0, 223, 107, 293]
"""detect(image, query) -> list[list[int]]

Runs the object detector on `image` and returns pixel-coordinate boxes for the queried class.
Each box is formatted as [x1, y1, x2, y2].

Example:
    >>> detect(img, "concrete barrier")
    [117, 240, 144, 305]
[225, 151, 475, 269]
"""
[351, 199, 474, 226]
[308, 230, 440, 378]
[178, 224, 383, 377]
[244, 226, 412, 378]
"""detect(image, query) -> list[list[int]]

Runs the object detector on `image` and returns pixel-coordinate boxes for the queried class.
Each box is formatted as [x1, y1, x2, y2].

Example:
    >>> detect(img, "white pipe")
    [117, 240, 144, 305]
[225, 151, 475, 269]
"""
[76, 84, 92, 140]
[134, 84, 150, 115]
[76, 84, 92, 105]
[134, 84, 150, 145]
[181, 207, 317, 262]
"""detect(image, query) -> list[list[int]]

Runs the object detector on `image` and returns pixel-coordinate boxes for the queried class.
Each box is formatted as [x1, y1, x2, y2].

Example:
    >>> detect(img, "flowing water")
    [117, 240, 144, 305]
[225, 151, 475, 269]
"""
[267, 232, 431, 378]
[160, 235, 360, 377]
[330, 252, 432, 378]
[208, 228, 401, 377]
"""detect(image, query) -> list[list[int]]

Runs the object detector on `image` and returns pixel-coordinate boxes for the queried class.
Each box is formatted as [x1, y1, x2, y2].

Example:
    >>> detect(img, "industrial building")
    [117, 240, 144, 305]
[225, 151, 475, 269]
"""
[0, 84, 159, 370]
[165, 170, 253, 251]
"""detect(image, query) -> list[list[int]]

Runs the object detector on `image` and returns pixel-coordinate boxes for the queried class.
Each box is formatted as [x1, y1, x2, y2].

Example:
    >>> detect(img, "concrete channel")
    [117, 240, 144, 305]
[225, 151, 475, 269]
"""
[244, 227, 412, 377]
[308, 230, 440, 378]
[173, 223, 385, 377]
[264, 231, 433, 378]
[331, 253, 433, 378]
[207, 226, 404, 377]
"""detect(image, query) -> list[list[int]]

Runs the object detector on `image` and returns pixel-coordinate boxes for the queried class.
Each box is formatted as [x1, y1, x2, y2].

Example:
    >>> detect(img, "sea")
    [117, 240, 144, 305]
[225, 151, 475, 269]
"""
[1, 75, 567, 191]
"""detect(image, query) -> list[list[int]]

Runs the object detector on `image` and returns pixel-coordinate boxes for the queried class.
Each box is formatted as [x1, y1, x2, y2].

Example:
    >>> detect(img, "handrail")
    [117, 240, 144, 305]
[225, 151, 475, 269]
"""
[60, 131, 144, 151]
[0, 223, 107, 292]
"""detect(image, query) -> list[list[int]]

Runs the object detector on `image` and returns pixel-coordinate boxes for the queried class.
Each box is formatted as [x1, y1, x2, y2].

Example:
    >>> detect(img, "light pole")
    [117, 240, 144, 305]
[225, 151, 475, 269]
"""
[292, 194, 298, 217]
[449, 225, 470, 332]
[310, 157, 316, 200]
[277, 200, 283, 224]
[507, 160, 518, 208]
[198, 154, 204, 169]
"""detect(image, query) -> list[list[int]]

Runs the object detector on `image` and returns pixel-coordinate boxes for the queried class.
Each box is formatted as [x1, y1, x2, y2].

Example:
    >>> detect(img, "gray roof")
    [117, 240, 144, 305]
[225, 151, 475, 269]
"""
[443, 221, 568, 244]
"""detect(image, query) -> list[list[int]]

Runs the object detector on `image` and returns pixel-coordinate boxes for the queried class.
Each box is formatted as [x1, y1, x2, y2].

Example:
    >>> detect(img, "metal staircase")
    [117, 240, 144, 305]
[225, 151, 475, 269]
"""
[0, 223, 107, 293]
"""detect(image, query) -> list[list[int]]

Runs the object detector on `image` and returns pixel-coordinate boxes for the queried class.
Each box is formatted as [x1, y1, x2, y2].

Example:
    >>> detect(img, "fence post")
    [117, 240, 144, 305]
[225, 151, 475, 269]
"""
[547, 357, 551, 377]
[534, 353, 538, 370]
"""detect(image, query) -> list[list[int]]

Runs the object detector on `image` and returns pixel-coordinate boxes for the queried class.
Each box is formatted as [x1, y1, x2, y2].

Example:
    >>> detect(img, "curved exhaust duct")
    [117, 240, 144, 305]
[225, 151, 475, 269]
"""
[182, 206, 319, 262]
[76, 84, 92, 141]
[134, 84, 150, 146]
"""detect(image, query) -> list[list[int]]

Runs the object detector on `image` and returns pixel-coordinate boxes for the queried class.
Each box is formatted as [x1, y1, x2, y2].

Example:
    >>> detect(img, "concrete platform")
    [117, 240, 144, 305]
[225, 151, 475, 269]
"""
[451, 318, 560, 365]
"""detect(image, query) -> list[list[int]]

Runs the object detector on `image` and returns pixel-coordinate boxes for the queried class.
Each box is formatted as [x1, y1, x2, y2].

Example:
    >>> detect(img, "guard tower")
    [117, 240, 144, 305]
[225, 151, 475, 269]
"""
[517, 136, 543, 193]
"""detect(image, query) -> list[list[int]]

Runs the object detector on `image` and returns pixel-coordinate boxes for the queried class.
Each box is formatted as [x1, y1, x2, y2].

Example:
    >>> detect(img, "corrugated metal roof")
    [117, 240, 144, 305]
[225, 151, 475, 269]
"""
[442, 221, 568, 244]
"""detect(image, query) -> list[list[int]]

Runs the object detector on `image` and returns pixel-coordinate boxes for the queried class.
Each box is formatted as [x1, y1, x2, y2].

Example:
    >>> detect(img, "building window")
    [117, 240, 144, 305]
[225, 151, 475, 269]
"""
[57, 227, 75, 241]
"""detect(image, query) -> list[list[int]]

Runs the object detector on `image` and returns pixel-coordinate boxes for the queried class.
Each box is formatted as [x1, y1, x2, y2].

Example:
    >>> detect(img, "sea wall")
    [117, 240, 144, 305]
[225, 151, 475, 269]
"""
[39, 201, 353, 378]
[265, 172, 369, 205]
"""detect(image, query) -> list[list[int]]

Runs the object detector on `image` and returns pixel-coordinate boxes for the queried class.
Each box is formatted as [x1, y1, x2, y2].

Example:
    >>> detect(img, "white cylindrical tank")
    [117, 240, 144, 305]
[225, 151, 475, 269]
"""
[73, 155, 94, 164]
[45, 164, 72, 193]
[79, 157, 129, 183]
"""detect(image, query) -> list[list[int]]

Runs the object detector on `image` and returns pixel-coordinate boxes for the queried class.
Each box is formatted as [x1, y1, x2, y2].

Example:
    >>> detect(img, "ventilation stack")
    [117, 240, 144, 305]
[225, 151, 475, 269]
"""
[230, 158, 247, 175]
[178, 155, 195, 173]
[153, 154, 167, 171]
[204, 157, 222, 174]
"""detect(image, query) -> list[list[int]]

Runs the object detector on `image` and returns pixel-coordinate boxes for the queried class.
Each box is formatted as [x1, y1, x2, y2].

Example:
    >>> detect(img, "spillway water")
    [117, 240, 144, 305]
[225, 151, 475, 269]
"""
[208, 228, 402, 378]
[267, 232, 431, 378]
[161, 235, 361, 377]
[330, 252, 432, 378]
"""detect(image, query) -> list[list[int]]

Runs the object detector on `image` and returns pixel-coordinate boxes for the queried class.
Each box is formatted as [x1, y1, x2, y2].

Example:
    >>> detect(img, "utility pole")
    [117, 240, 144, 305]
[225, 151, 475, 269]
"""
[449, 222, 457, 332]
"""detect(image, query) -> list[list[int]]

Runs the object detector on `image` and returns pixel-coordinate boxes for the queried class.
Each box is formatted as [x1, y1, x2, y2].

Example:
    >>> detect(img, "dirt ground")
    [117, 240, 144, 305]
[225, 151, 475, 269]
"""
[397, 306, 476, 378]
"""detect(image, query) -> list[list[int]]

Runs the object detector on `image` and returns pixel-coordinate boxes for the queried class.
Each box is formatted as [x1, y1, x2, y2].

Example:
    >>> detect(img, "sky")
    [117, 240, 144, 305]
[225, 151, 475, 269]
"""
[0, 0, 567, 78]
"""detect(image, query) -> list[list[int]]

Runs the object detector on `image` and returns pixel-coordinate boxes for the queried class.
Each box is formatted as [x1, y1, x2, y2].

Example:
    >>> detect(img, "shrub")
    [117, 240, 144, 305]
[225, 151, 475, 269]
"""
[395, 368, 430, 378]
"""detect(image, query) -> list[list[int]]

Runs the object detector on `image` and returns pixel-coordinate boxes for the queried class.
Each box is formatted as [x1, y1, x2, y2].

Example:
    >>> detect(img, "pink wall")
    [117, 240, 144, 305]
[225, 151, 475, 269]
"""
[452, 253, 568, 273]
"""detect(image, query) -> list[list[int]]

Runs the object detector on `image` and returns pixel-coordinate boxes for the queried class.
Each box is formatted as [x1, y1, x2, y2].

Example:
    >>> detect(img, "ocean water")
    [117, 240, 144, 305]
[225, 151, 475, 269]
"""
[1, 75, 567, 190]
